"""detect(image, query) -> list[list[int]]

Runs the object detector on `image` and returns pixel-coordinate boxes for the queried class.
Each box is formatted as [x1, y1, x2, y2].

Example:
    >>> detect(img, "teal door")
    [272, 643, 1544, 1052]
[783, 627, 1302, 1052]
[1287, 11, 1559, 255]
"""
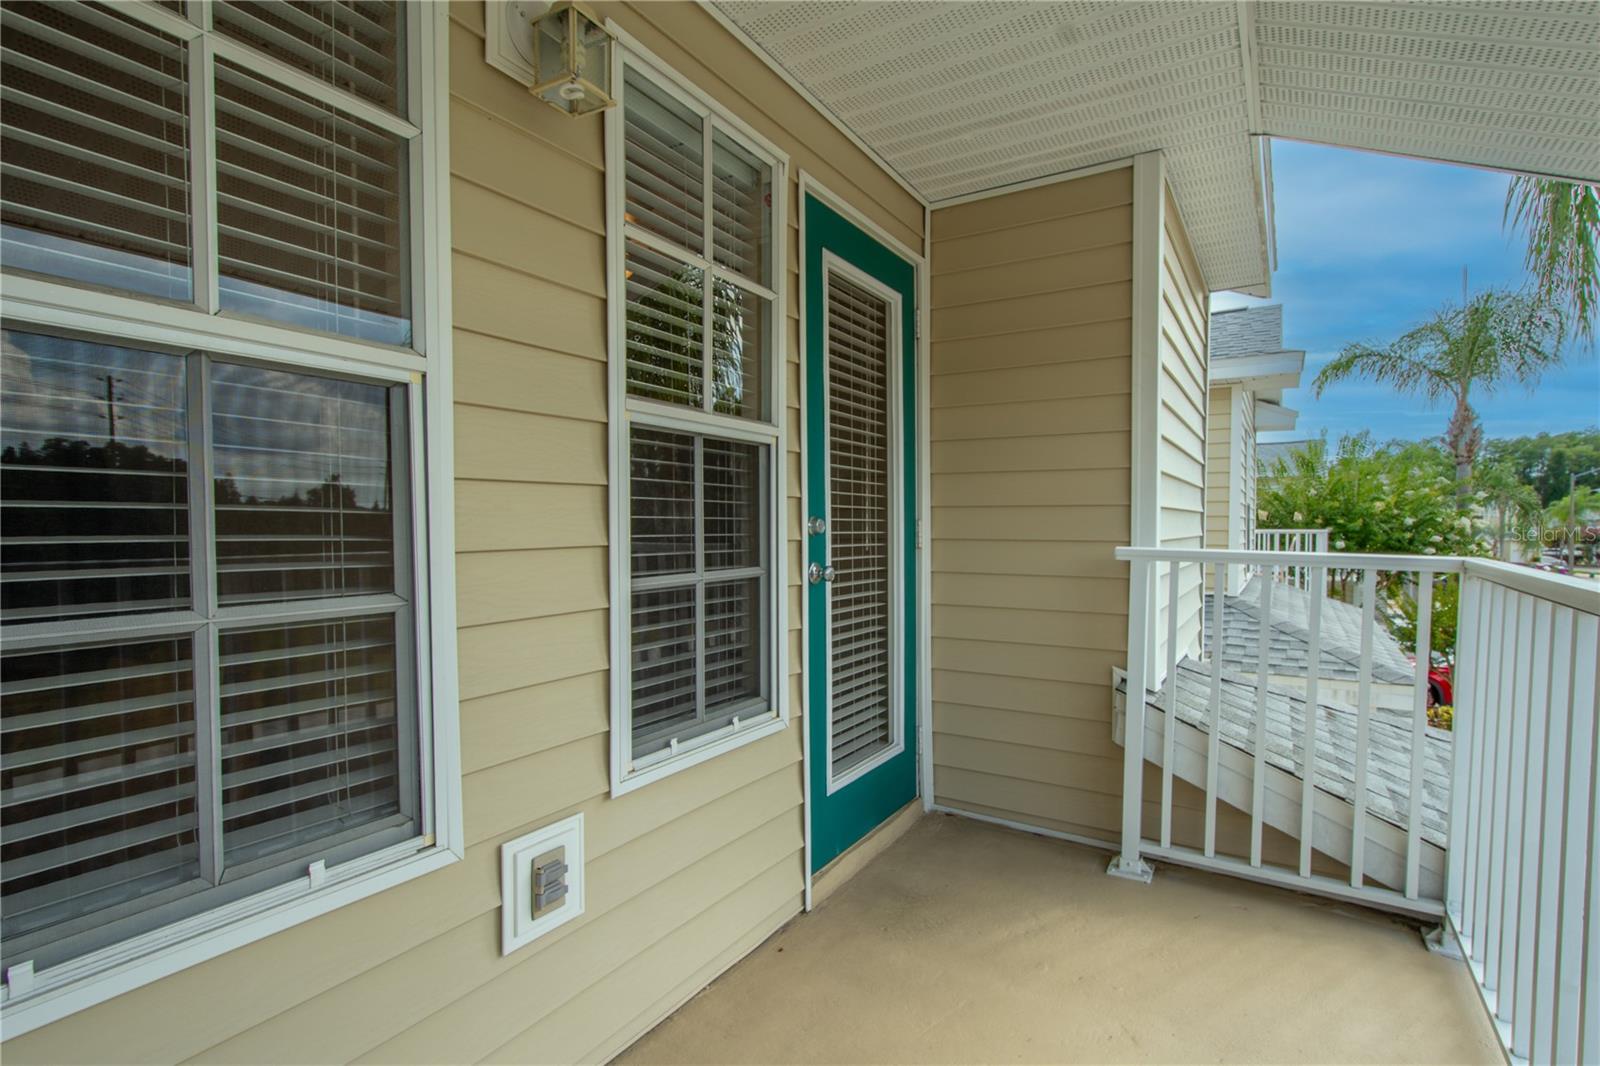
[804, 192, 919, 874]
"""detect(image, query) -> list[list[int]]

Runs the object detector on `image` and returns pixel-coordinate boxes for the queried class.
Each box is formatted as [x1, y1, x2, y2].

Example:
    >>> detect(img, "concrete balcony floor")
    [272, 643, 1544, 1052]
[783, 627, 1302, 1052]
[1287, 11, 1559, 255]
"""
[622, 814, 1499, 1064]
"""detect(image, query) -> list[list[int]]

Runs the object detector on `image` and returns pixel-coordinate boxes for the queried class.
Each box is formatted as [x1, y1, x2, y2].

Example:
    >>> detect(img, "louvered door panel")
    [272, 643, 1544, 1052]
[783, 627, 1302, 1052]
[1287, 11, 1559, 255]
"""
[1, 636, 200, 955]
[0, 1, 192, 301]
[826, 273, 893, 774]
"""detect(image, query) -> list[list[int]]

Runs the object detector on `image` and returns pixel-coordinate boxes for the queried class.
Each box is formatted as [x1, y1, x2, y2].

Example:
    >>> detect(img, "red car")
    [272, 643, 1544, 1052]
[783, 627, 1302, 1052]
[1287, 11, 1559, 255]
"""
[1427, 663, 1453, 708]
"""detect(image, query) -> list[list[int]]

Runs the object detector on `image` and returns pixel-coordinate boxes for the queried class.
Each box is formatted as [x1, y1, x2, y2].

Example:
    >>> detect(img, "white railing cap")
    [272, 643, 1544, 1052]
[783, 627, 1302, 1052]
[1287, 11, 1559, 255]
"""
[1113, 545, 1466, 572]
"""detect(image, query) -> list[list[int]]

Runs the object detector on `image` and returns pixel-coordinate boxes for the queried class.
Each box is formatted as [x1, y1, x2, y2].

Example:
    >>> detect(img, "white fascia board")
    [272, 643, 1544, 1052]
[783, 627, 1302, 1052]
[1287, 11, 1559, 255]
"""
[1255, 399, 1299, 432]
[1210, 349, 1304, 389]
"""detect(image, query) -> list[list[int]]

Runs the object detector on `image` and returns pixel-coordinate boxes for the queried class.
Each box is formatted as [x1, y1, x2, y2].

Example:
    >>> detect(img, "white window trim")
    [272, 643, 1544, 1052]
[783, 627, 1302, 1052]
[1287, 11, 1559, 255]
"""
[605, 28, 790, 797]
[0, 1, 460, 1039]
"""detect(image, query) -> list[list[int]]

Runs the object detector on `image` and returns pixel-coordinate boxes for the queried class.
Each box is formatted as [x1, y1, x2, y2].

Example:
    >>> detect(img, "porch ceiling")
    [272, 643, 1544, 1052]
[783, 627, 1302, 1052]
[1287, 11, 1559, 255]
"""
[711, 1, 1600, 296]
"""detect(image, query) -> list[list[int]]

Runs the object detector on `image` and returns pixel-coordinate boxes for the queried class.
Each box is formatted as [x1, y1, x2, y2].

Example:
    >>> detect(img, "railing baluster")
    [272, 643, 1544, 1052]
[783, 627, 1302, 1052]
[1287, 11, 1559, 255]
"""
[1204, 561, 1226, 858]
[1350, 568, 1376, 889]
[1496, 593, 1536, 1022]
[1250, 573, 1274, 867]
[1299, 565, 1325, 879]
[1404, 570, 1432, 899]
[1470, 583, 1507, 967]
[1531, 603, 1575, 1065]
[1511, 599, 1553, 1056]
[1485, 589, 1522, 990]
[1160, 559, 1181, 849]
[1553, 611, 1598, 1065]
[1446, 574, 1483, 935]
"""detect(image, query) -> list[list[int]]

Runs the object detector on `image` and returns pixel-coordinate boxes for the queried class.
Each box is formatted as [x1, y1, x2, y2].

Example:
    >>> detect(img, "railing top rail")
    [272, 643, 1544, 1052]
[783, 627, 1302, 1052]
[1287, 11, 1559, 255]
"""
[1254, 527, 1334, 535]
[1114, 546, 1466, 572]
[1463, 558, 1600, 614]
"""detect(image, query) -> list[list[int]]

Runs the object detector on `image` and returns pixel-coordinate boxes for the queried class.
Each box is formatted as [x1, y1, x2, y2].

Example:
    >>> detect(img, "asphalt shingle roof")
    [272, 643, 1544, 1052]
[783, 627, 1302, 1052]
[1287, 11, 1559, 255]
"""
[1204, 576, 1417, 686]
[1210, 304, 1284, 359]
[1146, 660, 1451, 847]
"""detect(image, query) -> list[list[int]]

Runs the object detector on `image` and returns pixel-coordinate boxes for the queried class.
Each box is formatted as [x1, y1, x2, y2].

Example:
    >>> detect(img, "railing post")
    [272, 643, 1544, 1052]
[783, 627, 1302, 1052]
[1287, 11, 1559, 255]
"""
[1110, 556, 1155, 883]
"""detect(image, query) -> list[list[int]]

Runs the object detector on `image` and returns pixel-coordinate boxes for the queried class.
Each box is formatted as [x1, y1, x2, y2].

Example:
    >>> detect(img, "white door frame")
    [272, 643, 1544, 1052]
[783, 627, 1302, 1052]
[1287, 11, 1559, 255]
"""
[797, 171, 931, 911]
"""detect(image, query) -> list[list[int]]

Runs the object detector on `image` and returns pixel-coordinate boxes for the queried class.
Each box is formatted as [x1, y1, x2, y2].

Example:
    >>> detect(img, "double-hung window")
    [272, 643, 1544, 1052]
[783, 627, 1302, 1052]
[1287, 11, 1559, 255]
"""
[0, 0, 455, 1031]
[608, 49, 787, 793]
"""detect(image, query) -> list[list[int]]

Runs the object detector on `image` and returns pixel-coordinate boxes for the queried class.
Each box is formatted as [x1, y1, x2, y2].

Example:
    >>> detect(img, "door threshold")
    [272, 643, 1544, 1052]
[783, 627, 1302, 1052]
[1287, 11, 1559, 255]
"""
[812, 799, 923, 908]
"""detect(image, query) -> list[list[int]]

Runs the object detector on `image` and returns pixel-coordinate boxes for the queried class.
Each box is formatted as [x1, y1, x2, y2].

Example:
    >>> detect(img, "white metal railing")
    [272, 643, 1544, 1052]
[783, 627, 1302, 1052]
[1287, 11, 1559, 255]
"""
[1111, 546, 1599, 1066]
[1251, 527, 1332, 590]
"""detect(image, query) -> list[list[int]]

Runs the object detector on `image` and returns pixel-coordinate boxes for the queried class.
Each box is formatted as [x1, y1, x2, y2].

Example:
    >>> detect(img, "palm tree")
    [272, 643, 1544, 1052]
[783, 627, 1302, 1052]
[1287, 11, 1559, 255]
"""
[1505, 177, 1599, 345]
[1313, 289, 1566, 499]
[1472, 462, 1542, 560]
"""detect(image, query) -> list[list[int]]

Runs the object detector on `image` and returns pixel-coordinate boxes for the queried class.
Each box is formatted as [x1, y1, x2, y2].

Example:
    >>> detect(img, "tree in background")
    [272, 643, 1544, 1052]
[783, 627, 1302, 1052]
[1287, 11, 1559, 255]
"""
[1312, 290, 1567, 499]
[1259, 434, 1483, 597]
[1479, 429, 1600, 506]
[1505, 177, 1599, 345]
[1471, 462, 1544, 559]
[1543, 485, 1600, 566]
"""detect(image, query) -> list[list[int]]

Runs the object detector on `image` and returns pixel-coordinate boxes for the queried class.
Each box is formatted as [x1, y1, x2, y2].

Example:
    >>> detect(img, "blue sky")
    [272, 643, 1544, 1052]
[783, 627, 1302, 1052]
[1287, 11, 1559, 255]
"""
[1210, 139, 1599, 445]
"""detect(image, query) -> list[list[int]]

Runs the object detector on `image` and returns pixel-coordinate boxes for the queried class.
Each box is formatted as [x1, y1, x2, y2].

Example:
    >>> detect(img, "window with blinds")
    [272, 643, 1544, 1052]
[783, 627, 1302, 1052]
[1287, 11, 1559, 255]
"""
[627, 428, 767, 760]
[612, 56, 784, 784]
[0, 328, 418, 974]
[0, 2, 193, 302]
[826, 273, 895, 775]
[0, 0, 415, 347]
[621, 66, 773, 423]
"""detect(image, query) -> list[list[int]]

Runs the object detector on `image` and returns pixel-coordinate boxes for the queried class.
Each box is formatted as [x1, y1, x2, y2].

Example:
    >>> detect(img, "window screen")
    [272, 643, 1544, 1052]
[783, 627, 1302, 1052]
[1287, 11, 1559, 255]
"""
[0, 328, 417, 972]
[627, 426, 768, 761]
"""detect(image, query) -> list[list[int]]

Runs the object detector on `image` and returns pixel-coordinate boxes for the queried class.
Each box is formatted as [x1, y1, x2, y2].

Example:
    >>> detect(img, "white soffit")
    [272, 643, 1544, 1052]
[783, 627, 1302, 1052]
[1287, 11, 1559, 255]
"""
[712, 0, 1600, 295]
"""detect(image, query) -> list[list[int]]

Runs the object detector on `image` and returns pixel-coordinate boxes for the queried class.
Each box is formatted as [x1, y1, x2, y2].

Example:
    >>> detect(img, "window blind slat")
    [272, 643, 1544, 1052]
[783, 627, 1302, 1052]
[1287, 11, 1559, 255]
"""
[0, 2, 192, 301]
[624, 241, 705, 408]
[1, 635, 199, 950]
[1, 331, 191, 624]
[214, 58, 409, 346]
[218, 614, 404, 868]
[827, 273, 894, 774]
[213, 1, 403, 114]
[211, 362, 396, 607]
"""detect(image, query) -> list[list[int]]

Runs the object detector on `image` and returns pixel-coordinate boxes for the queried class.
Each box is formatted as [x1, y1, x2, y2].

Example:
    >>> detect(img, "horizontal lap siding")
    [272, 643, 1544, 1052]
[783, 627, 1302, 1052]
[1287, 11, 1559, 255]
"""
[1154, 185, 1209, 674]
[929, 168, 1133, 843]
[4, 2, 922, 1062]
[1205, 386, 1233, 549]
[1238, 388, 1257, 549]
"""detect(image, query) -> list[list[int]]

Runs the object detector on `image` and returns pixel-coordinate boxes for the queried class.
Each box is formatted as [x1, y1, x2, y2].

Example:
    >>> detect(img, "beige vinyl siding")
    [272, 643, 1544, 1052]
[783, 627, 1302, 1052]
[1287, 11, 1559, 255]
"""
[1238, 388, 1258, 548]
[1153, 184, 1209, 672]
[3, 2, 923, 1062]
[1205, 386, 1234, 550]
[928, 167, 1133, 843]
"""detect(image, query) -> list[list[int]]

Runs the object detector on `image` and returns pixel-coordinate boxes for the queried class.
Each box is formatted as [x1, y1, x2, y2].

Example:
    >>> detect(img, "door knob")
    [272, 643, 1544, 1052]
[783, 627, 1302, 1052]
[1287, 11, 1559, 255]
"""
[807, 562, 837, 585]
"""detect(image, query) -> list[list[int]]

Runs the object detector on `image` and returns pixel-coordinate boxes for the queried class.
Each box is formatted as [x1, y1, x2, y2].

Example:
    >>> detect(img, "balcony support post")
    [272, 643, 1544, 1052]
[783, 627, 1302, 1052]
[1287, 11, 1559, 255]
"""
[1109, 556, 1155, 884]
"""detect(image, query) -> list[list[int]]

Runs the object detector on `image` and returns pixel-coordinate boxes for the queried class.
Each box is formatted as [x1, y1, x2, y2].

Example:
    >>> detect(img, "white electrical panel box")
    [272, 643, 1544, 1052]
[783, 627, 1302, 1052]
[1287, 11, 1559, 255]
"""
[500, 812, 584, 955]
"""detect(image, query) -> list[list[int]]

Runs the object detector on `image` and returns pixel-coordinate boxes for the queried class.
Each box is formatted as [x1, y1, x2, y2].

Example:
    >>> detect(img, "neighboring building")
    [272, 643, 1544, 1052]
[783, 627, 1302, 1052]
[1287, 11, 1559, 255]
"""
[1204, 305, 1304, 591]
[1257, 438, 1315, 475]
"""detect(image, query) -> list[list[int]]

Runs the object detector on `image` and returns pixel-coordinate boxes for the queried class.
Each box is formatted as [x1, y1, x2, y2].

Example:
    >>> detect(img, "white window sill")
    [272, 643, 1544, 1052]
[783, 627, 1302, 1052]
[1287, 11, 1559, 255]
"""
[611, 713, 788, 797]
[0, 840, 459, 1041]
